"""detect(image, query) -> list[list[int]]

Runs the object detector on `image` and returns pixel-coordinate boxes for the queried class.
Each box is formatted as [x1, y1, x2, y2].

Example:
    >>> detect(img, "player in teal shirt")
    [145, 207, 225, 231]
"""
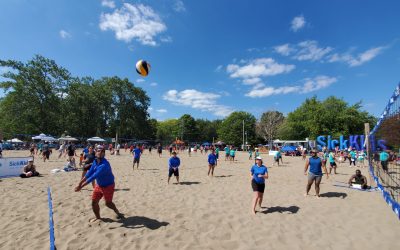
[349, 150, 356, 166]
[250, 156, 268, 214]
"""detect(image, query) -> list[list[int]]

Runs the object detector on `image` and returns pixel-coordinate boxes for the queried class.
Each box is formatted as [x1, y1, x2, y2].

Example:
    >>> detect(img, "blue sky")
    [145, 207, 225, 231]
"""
[1, 0, 399, 120]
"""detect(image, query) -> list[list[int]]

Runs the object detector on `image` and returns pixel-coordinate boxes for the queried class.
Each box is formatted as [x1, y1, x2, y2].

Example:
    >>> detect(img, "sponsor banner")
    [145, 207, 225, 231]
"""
[0, 157, 33, 178]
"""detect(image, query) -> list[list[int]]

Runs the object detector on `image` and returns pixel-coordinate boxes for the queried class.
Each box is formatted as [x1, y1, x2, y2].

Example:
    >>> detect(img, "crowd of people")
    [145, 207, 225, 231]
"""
[0, 138, 395, 220]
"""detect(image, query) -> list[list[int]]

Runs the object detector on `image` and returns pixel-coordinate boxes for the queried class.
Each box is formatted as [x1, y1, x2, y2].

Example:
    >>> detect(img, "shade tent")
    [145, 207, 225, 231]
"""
[58, 136, 78, 141]
[6, 138, 23, 143]
[281, 145, 297, 152]
[32, 133, 58, 141]
[202, 142, 211, 146]
[87, 137, 106, 142]
[214, 141, 225, 146]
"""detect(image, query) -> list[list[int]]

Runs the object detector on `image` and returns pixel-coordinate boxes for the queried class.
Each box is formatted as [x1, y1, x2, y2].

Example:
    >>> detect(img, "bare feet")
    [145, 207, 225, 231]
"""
[89, 217, 101, 223]
[304, 193, 309, 197]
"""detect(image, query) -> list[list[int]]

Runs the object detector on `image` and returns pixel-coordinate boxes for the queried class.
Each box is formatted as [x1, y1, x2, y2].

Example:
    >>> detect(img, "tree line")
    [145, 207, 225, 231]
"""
[0, 55, 377, 145]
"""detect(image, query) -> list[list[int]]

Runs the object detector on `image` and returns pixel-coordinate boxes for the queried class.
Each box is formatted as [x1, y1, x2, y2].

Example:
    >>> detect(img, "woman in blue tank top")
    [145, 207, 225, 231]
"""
[304, 149, 329, 197]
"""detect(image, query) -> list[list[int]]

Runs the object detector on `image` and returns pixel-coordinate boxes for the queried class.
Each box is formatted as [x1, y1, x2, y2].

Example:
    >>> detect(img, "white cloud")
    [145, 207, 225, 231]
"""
[274, 43, 294, 56]
[246, 75, 337, 98]
[215, 65, 223, 72]
[148, 107, 154, 111]
[173, 0, 186, 12]
[300, 75, 337, 93]
[274, 40, 332, 62]
[59, 30, 71, 39]
[328, 47, 384, 67]
[294, 40, 333, 61]
[150, 82, 158, 86]
[243, 77, 262, 85]
[156, 109, 168, 113]
[163, 89, 234, 117]
[101, 0, 115, 9]
[99, 3, 167, 46]
[291, 15, 306, 32]
[136, 79, 145, 83]
[226, 58, 295, 79]
[160, 36, 173, 43]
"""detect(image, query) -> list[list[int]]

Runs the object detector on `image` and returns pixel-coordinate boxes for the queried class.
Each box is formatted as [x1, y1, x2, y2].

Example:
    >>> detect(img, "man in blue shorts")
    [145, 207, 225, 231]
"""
[132, 145, 142, 170]
[304, 149, 329, 197]
[168, 152, 180, 184]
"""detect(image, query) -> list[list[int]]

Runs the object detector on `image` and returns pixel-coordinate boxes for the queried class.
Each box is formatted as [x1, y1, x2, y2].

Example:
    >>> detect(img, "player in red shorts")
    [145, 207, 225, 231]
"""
[75, 145, 123, 222]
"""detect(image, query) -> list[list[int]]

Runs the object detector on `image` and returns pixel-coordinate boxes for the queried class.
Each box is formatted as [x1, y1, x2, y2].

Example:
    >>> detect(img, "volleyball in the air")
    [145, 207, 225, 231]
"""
[136, 60, 151, 77]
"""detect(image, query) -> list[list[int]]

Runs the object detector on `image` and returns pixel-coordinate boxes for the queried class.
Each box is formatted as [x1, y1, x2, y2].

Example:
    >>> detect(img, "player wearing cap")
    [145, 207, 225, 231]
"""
[75, 145, 123, 222]
[250, 156, 268, 214]
[20, 158, 40, 178]
[304, 149, 329, 197]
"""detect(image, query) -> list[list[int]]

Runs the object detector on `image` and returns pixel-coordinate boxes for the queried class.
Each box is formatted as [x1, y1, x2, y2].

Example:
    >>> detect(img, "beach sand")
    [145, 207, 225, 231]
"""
[0, 149, 399, 250]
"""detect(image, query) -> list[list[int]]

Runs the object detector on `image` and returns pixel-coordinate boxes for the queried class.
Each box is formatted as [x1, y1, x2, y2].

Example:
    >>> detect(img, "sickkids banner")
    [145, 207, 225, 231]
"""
[316, 135, 387, 151]
[0, 157, 33, 178]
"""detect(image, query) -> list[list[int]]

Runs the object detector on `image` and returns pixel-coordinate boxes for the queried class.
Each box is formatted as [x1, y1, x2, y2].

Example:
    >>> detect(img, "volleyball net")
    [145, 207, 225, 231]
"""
[368, 82, 400, 219]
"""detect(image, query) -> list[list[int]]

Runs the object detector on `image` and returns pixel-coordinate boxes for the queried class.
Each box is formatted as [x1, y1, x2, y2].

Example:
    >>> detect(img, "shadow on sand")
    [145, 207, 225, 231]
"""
[177, 181, 201, 185]
[320, 192, 347, 199]
[261, 206, 300, 214]
[104, 216, 169, 230]
[214, 175, 233, 178]
[114, 188, 130, 191]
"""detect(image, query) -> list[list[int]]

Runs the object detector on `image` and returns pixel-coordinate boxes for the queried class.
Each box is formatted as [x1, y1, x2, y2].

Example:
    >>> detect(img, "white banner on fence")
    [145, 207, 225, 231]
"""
[0, 157, 33, 178]
[269, 150, 278, 156]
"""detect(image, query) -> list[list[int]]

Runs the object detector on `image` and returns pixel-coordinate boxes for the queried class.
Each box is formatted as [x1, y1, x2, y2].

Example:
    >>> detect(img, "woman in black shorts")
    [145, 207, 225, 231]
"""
[250, 156, 269, 214]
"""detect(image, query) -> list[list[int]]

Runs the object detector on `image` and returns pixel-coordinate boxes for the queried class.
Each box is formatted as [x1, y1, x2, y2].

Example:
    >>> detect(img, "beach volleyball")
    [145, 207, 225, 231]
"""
[136, 60, 151, 77]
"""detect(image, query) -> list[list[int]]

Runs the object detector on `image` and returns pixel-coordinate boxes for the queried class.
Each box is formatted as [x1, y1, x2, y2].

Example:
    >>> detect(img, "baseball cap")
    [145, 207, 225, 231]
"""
[28, 159, 34, 162]
[255, 156, 262, 160]
[96, 145, 104, 151]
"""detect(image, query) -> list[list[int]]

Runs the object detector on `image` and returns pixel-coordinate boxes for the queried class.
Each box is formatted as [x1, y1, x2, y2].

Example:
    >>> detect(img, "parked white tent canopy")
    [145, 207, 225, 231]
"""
[32, 133, 58, 141]
[87, 137, 106, 142]
[6, 138, 23, 143]
[58, 135, 78, 142]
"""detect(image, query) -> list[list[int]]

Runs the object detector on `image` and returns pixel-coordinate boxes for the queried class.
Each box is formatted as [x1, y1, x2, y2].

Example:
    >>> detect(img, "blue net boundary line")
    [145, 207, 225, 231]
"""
[47, 186, 55, 250]
[370, 82, 400, 135]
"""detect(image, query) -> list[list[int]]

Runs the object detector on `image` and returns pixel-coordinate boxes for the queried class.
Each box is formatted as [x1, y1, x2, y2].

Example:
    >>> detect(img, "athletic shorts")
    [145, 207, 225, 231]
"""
[308, 172, 322, 182]
[381, 160, 388, 171]
[43, 151, 50, 159]
[92, 184, 115, 202]
[225, 153, 229, 157]
[329, 162, 337, 167]
[251, 180, 265, 193]
[133, 158, 140, 164]
[158, 150, 162, 154]
[168, 168, 179, 177]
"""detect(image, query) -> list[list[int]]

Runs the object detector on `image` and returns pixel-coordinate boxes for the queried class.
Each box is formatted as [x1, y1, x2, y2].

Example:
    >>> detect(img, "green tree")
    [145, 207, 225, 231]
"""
[178, 114, 198, 142]
[277, 96, 377, 140]
[196, 119, 221, 143]
[0, 55, 71, 136]
[156, 119, 180, 144]
[217, 111, 256, 146]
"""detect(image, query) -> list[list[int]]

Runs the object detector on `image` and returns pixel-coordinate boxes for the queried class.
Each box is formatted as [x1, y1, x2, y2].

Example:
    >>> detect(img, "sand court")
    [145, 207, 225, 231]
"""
[0, 150, 399, 250]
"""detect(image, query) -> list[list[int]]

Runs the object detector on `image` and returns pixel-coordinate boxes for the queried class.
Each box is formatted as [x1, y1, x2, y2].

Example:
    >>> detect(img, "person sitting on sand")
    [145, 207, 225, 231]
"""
[168, 152, 180, 184]
[75, 145, 123, 222]
[250, 156, 268, 214]
[20, 159, 40, 178]
[304, 149, 329, 197]
[348, 170, 370, 189]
